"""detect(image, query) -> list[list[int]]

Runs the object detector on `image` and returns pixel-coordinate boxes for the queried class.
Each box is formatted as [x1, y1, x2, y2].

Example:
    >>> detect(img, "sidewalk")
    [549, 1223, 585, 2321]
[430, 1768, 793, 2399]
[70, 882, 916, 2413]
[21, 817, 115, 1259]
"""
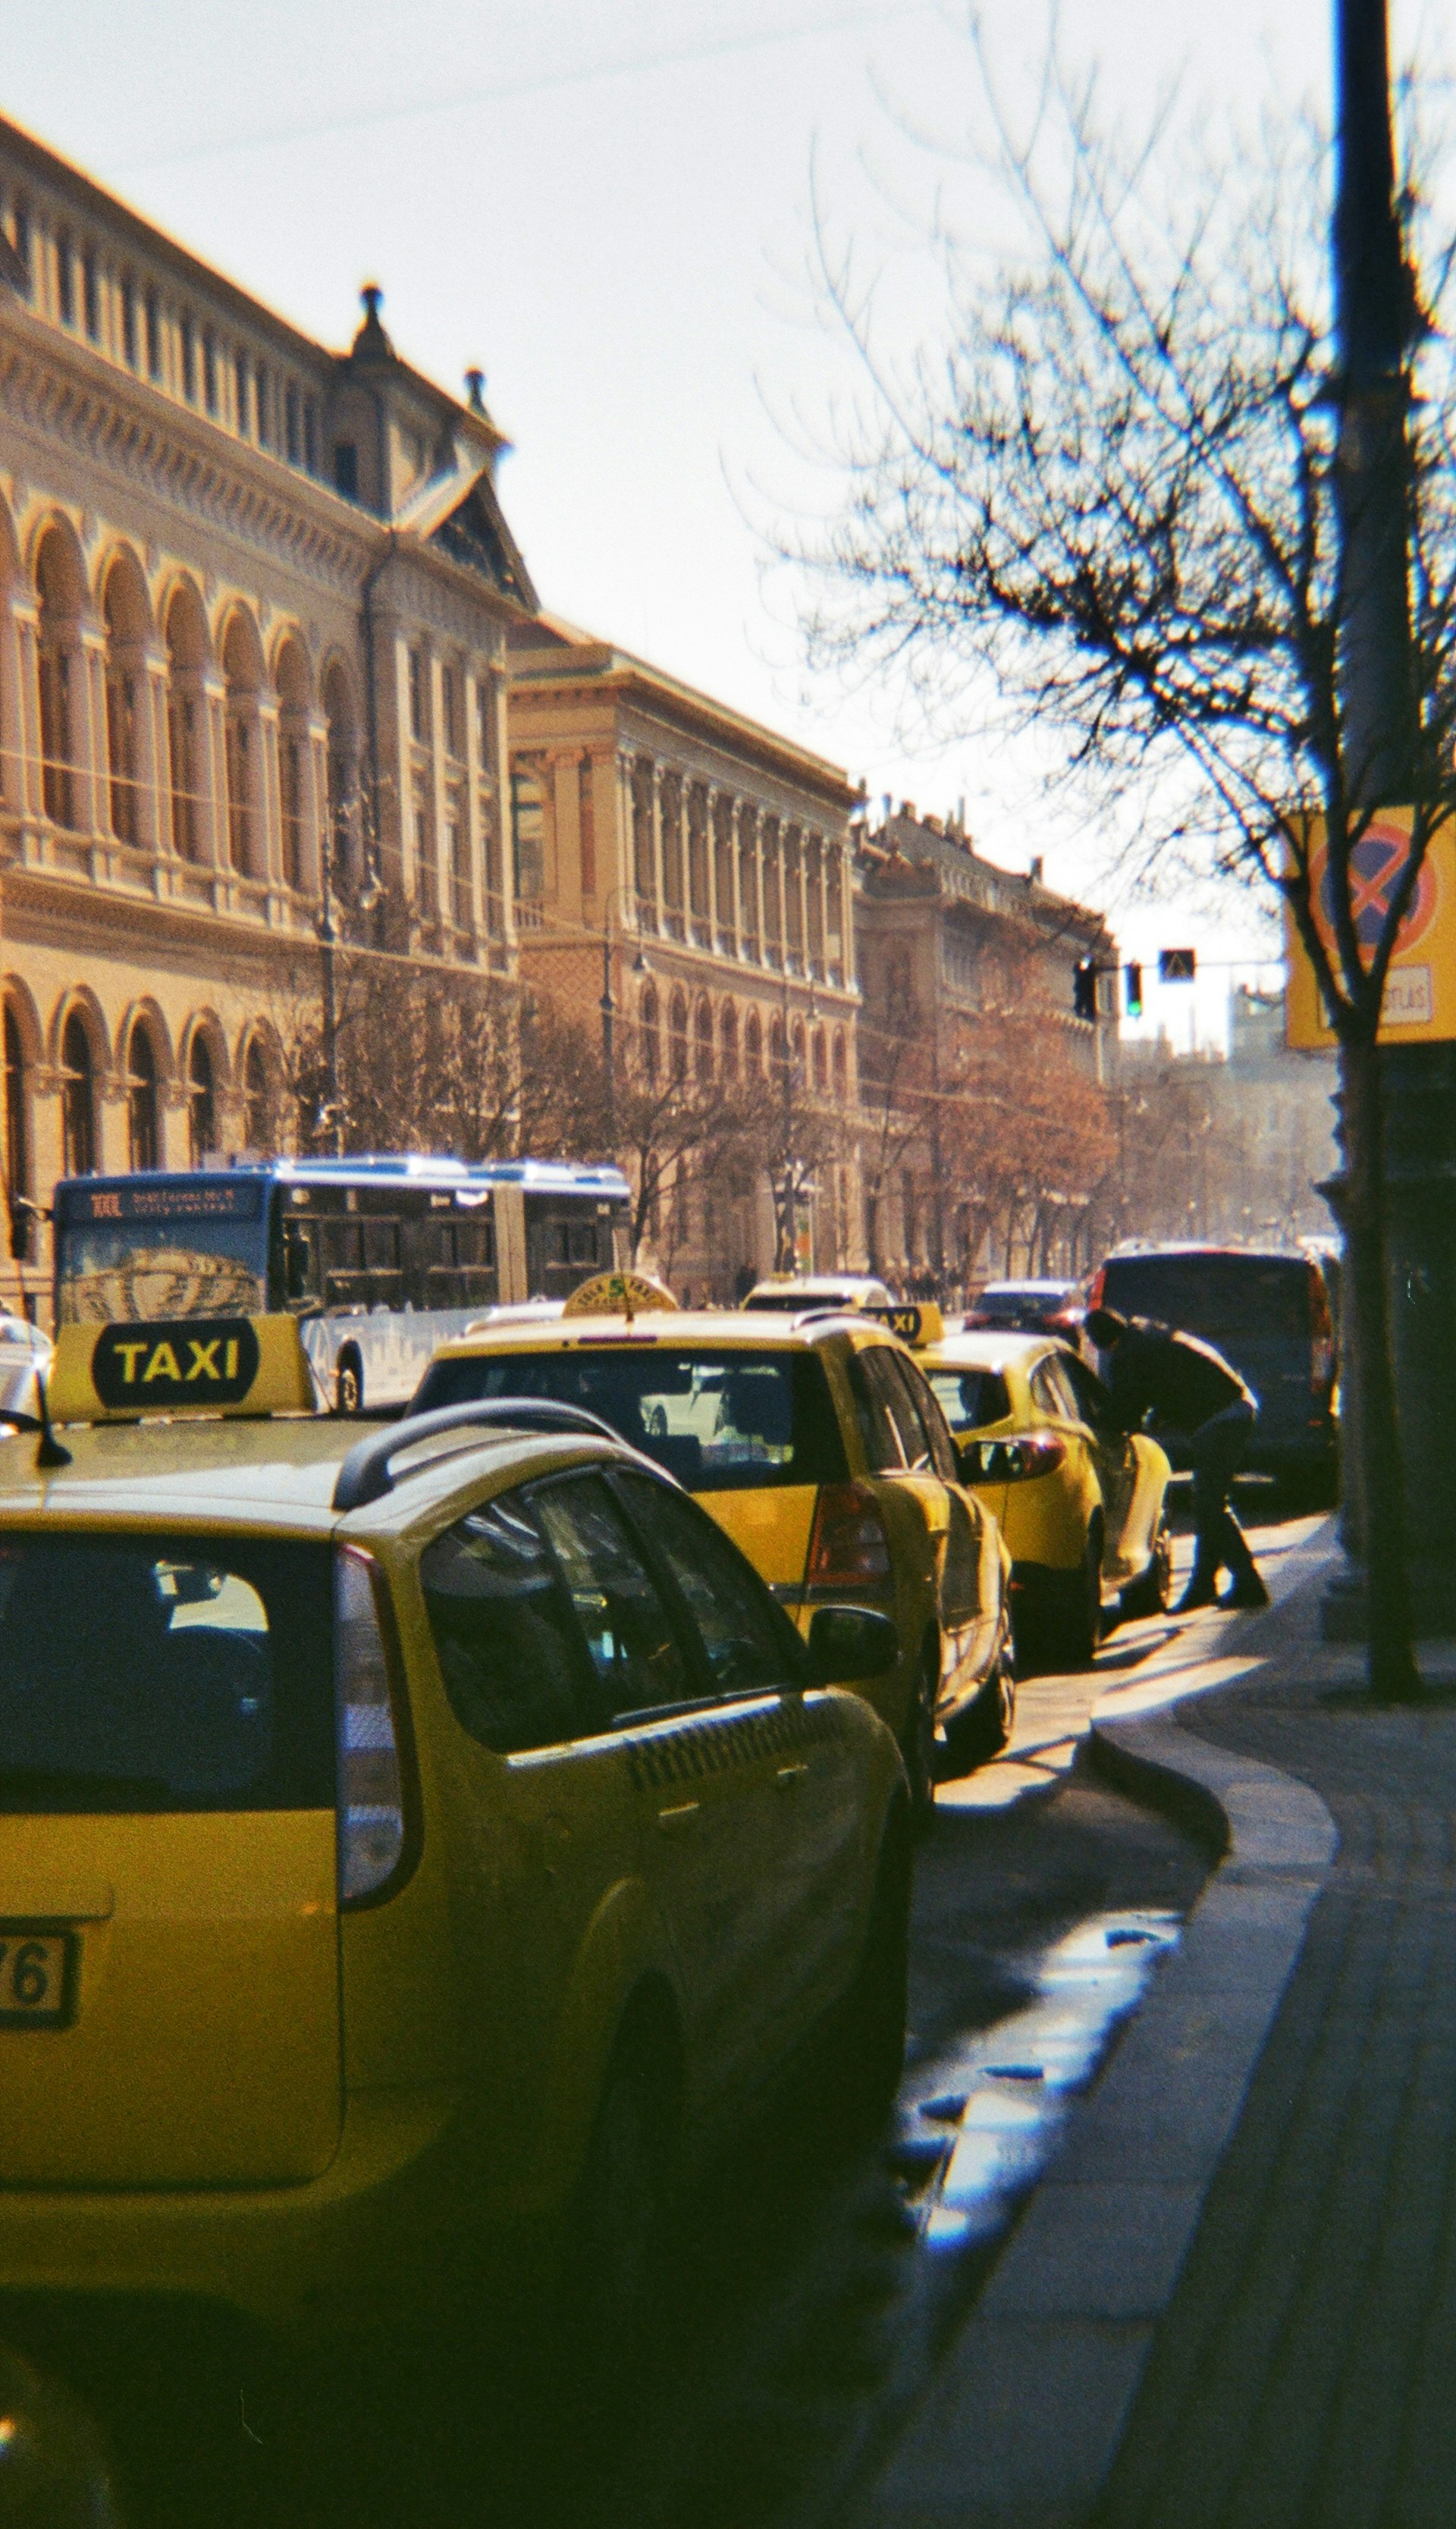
[861, 1532, 1456, 2529]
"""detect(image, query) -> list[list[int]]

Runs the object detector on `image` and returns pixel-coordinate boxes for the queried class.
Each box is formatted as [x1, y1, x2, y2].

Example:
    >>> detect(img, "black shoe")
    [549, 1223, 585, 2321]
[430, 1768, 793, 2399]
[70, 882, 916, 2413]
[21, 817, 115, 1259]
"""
[1222, 1570, 1271, 1611]
[1175, 1575, 1221, 1614]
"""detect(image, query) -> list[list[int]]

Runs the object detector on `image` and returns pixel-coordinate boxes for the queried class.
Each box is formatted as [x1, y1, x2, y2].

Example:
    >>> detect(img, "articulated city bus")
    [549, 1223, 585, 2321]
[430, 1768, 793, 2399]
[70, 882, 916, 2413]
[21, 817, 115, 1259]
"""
[52, 1155, 632, 1411]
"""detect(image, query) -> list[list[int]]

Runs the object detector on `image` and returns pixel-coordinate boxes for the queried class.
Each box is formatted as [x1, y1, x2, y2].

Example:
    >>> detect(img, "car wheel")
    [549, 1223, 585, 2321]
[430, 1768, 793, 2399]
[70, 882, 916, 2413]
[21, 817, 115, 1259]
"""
[833, 1815, 911, 2136]
[334, 1353, 363, 1417]
[1119, 1514, 1173, 1620]
[566, 2029, 674, 2424]
[1048, 1527, 1103, 1671]
[899, 1650, 938, 1829]
[940, 1627, 1016, 1775]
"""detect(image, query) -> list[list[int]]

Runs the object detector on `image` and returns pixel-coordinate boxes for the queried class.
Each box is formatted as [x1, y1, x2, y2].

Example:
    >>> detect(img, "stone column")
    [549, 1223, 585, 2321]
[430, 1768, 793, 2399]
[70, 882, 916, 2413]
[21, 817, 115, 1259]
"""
[133, 641, 167, 855]
[1, 592, 41, 819]
[650, 763, 667, 933]
[76, 618, 107, 837]
[729, 798, 745, 954]
[704, 786, 720, 946]
[258, 683, 284, 891]
[616, 749, 638, 916]
[199, 670, 228, 871]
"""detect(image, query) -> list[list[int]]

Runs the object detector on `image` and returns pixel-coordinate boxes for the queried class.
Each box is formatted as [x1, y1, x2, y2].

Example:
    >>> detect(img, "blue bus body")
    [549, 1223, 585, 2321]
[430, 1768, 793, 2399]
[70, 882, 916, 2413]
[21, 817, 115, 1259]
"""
[52, 1155, 632, 1410]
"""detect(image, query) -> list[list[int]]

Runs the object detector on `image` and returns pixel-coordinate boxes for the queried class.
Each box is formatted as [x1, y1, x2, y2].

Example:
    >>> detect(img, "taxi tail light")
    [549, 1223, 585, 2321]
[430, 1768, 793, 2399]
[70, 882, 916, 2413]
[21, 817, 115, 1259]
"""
[807, 1482, 893, 1586]
[334, 1545, 406, 1905]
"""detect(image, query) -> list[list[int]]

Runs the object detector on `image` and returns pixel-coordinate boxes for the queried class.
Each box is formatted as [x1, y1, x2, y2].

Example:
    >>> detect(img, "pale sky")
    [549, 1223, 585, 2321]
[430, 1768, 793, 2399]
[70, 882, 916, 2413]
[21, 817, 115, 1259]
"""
[0, 0, 1427, 1046]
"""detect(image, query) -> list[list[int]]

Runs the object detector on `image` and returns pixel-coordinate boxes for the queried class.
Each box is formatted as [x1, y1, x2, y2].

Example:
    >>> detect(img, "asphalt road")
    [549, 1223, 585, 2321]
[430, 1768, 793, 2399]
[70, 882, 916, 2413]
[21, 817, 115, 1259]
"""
[23, 1515, 1318, 2529]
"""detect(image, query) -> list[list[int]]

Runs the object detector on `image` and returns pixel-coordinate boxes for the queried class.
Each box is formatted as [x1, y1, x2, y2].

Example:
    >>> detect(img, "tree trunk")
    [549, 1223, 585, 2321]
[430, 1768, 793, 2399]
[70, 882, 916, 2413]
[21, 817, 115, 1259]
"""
[1339, 1031, 1420, 1699]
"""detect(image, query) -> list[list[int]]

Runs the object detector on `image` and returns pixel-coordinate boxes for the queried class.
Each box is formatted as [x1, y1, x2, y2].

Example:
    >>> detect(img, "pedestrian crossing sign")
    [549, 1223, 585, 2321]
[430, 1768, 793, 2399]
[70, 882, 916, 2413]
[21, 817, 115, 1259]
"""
[1285, 807, 1456, 1048]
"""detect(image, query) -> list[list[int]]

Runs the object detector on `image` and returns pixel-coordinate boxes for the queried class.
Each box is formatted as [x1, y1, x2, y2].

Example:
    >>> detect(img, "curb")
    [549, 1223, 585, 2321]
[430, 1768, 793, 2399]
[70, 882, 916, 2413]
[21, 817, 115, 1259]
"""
[855, 1695, 1338, 2529]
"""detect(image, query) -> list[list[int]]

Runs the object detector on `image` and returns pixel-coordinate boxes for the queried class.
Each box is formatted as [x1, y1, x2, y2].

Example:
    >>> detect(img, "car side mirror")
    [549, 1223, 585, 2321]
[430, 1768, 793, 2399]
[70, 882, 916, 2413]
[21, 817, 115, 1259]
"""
[806, 1604, 899, 1687]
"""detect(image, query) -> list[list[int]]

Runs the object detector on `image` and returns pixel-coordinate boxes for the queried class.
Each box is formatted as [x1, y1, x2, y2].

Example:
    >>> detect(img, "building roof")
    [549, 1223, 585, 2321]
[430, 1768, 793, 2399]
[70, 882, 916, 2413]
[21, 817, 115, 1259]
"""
[508, 614, 858, 809]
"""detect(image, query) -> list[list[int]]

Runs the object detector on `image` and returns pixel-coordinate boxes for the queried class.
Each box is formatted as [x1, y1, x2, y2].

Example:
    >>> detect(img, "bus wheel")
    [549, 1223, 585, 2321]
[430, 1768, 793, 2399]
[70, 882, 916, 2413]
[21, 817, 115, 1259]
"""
[335, 1353, 363, 1416]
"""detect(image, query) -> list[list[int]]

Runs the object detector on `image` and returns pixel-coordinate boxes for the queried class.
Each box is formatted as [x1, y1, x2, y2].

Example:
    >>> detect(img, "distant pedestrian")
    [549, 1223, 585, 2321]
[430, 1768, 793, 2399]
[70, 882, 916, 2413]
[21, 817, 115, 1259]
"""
[1083, 1307, 1271, 1611]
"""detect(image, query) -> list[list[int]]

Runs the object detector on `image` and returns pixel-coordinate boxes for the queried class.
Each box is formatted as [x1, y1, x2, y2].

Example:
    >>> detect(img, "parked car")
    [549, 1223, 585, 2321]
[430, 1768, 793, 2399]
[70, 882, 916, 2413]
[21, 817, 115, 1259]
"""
[0, 1313, 911, 2385]
[742, 1275, 896, 1316]
[918, 1328, 1172, 1669]
[1086, 1244, 1338, 1504]
[962, 1280, 1086, 1339]
[411, 1298, 1015, 1805]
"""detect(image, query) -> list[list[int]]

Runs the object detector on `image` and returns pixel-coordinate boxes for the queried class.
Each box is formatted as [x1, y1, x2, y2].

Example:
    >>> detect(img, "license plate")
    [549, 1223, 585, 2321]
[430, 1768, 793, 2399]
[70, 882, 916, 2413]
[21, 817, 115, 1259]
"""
[0, 1931, 72, 2025]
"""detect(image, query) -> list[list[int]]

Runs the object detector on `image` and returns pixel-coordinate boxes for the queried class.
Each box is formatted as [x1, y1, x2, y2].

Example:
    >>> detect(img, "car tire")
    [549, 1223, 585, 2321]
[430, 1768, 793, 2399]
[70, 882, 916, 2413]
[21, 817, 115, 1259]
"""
[834, 1815, 912, 2136]
[1048, 1527, 1103, 1671]
[566, 2024, 675, 2427]
[940, 1627, 1016, 1775]
[1119, 1514, 1173, 1621]
[899, 1650, 939, 1830]
[334, 1352, 363, 1417]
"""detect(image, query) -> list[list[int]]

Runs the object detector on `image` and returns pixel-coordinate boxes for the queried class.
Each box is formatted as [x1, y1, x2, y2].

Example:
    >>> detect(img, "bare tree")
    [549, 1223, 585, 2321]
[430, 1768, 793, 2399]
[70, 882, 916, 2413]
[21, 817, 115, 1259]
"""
[792, 36, 1456, 1692]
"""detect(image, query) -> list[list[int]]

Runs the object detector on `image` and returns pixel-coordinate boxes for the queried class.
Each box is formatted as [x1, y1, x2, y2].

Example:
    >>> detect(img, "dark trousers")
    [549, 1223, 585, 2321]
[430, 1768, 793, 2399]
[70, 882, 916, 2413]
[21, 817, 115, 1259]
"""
[1187, 1399, 1257, 1582]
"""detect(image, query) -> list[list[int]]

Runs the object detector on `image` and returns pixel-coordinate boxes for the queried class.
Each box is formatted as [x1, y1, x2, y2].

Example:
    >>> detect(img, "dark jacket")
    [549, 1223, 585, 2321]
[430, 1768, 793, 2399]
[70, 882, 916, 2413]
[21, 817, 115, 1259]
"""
[1103, 1316, 1256, 1437]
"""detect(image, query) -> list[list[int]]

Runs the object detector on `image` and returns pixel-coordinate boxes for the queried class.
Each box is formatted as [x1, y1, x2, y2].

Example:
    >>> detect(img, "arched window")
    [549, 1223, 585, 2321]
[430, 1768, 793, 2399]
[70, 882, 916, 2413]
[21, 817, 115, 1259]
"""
[36, 528, 81, 830]
[165, 586, 206, 861]
[187, 1034, 217, 1162]
[832, 1030, 847, 1103]
[720, 1002, 739, 1078]
[695, 997, 714, 1084]
[4, 1006, 31, 1257]
[322, 661, 356, 895]
[126, 1022, 159, 1172]
[221, 613, 262, 874]
[276, 639, 310, 892]
[60, 1010, 96, 1177]
[744, 1008, 762, 1076]
[639, 984, 660, 1084]
[102, 555, 148, 846]
[812, 1027, 827, 1092]
[669, 990, 689, 1082]
[243, 1038, 273, 1152]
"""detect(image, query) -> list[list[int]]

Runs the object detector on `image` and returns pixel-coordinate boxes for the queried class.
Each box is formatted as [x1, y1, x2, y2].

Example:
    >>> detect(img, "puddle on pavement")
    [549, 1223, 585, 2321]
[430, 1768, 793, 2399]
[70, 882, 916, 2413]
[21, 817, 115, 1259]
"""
[897, 1909, 1181, 2254]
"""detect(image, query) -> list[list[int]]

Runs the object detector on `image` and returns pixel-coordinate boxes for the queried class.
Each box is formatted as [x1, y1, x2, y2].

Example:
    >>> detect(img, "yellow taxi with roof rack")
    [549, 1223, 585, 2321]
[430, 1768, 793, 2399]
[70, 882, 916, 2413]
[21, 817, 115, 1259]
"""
[412, 1279, 1015, 1812]
[0, 1309, 910, 2375]
[915, 1325, 1173, 1669]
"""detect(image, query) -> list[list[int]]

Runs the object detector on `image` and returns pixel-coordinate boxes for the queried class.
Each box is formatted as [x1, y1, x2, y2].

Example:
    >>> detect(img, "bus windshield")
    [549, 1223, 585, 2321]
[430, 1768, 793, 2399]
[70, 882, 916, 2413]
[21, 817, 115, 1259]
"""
[56, 1182, 268, 1325]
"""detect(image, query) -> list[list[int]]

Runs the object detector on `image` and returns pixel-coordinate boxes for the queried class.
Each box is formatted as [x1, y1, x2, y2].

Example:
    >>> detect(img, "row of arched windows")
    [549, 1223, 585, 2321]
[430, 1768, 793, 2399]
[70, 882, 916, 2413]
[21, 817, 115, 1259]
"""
[2, 990, 281, 1252]
[20, 513, 360, 894]
[636, 984, 849, 1100]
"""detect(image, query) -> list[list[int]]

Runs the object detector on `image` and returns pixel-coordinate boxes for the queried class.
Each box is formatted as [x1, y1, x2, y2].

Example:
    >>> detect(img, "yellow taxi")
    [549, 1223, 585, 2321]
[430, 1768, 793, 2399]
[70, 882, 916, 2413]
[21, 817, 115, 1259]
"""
[917, 1328, 1172, 1669]
[0, 1312, 909, 2373]
[413, 1282, 1015, 1806]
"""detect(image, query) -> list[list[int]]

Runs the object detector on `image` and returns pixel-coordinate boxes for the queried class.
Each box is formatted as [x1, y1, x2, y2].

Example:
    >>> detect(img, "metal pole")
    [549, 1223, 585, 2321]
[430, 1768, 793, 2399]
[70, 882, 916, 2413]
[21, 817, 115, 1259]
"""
[599, 901, 617, 1144]
[318, 801, 342, 1158]
[1324, 0, 1456, 1639]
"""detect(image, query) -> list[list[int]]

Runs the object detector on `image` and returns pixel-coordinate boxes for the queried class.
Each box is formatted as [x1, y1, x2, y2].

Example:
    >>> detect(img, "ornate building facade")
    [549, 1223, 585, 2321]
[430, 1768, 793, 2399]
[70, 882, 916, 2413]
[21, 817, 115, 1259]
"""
[0, 115, 534, 1314]
[507, 617, 863, 1294]
[854, 805, 1119, 1283]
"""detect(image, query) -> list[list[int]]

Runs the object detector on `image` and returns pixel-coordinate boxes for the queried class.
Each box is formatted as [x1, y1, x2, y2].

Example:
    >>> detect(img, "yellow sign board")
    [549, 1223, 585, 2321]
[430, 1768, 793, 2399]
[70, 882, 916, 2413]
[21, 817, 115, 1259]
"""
[49, 1314, 322, 1423]
[562, 1271, 679, 1321]
[1285, 808, 1456, 1048]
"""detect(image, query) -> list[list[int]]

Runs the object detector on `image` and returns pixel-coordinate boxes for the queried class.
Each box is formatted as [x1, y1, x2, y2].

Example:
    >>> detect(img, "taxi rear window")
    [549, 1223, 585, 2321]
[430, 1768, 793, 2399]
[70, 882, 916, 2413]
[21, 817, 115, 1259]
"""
[414, 1347, 849, 1492]
[0, 1531, 335, 1812]
[928, 1368, 1012, 1429]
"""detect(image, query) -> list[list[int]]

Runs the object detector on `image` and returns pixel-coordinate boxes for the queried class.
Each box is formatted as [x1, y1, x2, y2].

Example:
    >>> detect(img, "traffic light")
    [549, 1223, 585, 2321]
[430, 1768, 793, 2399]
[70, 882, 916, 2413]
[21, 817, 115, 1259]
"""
[1159, 947, 1196, 982]
[1124, 961, 1144, 1018]
[1073, 960, 1098, 1021]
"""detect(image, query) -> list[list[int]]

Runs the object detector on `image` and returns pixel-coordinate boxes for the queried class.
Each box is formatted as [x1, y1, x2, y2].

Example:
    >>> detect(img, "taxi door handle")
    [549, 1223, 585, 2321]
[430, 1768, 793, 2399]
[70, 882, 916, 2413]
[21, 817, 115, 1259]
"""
[776, 1763, 810, 1790]
[657, 1801, 701, 1838]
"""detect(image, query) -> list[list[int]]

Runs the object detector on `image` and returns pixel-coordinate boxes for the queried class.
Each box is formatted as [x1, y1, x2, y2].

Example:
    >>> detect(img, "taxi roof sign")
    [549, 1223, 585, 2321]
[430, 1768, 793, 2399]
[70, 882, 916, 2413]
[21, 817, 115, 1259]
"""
[562, 1271, 679, 1323]
[48, 1314, 322, 1423]
[862, 1301, 945, 1348]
